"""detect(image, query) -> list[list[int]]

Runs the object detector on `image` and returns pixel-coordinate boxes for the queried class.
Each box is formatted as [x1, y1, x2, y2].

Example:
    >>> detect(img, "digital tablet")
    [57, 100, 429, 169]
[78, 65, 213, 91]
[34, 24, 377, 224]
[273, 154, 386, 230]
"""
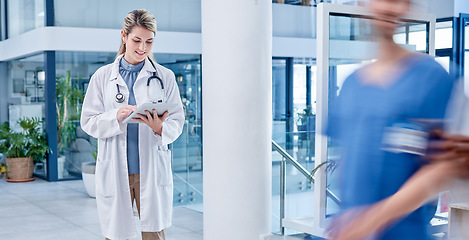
[123, 103, 177, 124]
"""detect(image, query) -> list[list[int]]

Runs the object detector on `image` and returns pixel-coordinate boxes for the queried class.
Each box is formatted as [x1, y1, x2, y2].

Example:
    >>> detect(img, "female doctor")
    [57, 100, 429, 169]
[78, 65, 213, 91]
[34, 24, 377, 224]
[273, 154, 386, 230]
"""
[80, 9, 184, 240]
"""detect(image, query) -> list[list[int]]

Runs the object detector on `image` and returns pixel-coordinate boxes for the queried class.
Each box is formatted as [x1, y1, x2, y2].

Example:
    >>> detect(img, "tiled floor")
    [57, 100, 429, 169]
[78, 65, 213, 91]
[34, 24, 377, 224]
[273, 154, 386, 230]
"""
[0, 177, 203, 240]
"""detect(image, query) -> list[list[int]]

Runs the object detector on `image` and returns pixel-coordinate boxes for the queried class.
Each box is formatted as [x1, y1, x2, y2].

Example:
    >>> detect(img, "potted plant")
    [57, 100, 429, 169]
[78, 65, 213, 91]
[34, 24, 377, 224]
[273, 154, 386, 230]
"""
[0, 118, 49, 182]
[296, 105, 316, 160]
[82, 141, 97, 198]
[56, 70, 84, 178]
[296, 105, 316, 133]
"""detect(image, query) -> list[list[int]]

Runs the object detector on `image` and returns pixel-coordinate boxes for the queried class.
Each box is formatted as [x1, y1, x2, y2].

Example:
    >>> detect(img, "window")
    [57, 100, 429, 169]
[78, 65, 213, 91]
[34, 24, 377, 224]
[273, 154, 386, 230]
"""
[7, 0, 44, 38]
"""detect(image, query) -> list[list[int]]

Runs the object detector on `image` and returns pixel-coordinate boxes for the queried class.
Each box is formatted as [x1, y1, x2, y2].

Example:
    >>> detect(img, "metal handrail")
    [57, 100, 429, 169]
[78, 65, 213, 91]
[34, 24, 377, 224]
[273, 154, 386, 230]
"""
[272, 140, 341, 234]
[271, 140, 341, 205]
[272, 140, 312, 179]
[173, 172, 203, 196]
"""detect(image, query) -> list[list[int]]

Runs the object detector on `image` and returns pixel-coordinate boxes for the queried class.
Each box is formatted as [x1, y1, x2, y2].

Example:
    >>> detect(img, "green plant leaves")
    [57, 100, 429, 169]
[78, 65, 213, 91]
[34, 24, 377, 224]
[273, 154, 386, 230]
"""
[56, 70, 84, 154]
[0, 117, 49, 162]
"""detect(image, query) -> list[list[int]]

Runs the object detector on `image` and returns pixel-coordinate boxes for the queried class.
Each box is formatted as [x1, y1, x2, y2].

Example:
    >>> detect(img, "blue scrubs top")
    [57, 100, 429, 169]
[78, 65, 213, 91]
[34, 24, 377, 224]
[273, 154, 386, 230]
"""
[327, 54, 453, 240]
[119, 57, 144, 174]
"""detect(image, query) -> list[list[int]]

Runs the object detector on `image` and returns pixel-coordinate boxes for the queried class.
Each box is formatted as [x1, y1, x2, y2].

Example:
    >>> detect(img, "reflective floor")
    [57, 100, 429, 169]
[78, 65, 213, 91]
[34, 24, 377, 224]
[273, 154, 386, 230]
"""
[0, 178, 203, 240]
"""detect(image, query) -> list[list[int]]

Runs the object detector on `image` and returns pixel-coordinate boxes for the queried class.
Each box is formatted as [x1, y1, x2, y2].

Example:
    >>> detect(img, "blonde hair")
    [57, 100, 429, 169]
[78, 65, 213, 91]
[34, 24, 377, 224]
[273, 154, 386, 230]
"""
[117, 9, 157, 60]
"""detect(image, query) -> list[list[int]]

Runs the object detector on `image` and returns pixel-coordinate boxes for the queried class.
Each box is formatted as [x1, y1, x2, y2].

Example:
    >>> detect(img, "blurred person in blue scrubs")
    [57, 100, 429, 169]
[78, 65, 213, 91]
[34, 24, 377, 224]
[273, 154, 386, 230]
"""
[327, 79, 469, 240]
[325, 0, 454, 239]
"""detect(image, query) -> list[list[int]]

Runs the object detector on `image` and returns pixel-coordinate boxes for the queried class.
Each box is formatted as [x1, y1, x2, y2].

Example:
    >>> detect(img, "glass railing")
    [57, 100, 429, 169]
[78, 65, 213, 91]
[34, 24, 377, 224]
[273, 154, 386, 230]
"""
[172, 122, 203, 207]
[271, 131, 341, 235]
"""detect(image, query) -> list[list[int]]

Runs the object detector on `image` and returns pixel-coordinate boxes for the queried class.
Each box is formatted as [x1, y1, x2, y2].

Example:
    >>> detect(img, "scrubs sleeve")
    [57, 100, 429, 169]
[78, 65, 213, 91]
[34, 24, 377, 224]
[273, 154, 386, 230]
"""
[152, 70, 184, 146]
[81, 69, 126, 139]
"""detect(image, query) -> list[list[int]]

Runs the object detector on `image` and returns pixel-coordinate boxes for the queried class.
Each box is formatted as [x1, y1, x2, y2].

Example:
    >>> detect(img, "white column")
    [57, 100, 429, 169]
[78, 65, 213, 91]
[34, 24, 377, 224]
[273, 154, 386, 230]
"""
[202, 0, 272, 240]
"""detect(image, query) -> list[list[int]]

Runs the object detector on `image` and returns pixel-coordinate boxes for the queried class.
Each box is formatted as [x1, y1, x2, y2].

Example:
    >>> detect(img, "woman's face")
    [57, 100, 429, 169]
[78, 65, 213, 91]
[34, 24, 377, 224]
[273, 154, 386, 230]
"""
[121, 25, 155, 65]
[369, 0, 410, 39]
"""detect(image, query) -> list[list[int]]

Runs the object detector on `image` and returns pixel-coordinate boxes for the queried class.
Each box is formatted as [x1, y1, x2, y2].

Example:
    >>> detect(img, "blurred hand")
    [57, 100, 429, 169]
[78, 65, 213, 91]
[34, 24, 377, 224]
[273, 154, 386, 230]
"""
[426, 131, 469, 173]
[117, 105, 137, 122]
[326, 206, 378, 240]
[133, 109, 169, 136]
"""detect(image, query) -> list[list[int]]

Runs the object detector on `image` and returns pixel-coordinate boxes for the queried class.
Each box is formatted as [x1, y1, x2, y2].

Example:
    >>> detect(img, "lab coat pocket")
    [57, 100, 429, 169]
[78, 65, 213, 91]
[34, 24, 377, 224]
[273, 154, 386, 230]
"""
[95, 158, 115, 197]
[157, 149, 172, 186]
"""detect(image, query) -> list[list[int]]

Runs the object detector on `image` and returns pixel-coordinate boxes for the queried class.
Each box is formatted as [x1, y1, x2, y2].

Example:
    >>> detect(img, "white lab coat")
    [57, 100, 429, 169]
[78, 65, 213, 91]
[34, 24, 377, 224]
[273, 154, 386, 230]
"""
[80, 55, 184, 240]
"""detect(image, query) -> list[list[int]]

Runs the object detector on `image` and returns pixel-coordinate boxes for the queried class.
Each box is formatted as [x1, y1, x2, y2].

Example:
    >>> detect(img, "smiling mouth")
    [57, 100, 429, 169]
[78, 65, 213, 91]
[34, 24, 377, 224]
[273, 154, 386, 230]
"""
[136, 51, 145, 56]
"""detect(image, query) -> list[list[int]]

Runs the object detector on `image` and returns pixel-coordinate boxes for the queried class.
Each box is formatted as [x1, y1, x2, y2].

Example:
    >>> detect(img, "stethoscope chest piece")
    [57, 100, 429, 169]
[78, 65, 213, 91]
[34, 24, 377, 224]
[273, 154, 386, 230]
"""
[115, 84, 125, 103]
[116, 92, 124, 103]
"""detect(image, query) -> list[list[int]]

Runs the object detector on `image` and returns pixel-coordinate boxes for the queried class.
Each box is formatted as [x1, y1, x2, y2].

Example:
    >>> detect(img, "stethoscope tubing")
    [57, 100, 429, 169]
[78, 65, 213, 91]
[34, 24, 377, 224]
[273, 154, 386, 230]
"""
[115, 57, 164, 103]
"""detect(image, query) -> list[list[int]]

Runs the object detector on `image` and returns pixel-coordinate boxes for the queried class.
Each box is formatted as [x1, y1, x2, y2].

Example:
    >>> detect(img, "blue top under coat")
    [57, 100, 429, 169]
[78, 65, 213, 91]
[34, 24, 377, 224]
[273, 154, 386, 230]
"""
[119, 57, 144, 174]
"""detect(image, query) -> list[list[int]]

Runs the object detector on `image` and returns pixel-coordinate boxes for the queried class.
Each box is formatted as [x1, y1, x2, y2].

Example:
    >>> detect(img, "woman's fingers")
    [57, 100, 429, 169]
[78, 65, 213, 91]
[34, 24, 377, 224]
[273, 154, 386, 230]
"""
[135, 113, 149, 123]
[145, 110, 153, 121]
[117, 105, 136, 122]
[160, 111, 169, 122]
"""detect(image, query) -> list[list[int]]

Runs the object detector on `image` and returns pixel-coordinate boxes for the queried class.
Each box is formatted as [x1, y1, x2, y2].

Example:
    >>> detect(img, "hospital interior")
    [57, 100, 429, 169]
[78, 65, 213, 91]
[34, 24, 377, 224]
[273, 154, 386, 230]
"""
[0, 0, 468, 239]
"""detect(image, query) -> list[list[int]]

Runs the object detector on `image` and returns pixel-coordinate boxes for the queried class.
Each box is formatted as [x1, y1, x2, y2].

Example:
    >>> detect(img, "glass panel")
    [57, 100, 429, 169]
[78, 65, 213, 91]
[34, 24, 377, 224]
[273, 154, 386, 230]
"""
[435, 21, 453, 49]
[327, 14, 377, 217]
[465, 24, 469, 49]
[272, 132, 316, 234]
[164, 57, 203, 207]
[7, 0, 44, 38]
[272, 59, 287, 147]
[435, 56, 450, 73]
[294, 64, 307, 119]
[327, 14, 429, 217]
[272, 58, 286, 232]
[326, 60, 369, 216]
[3, 53, 46, 178]
[55, 52, 111, 180]
[408, 24, 427, 52]
[271, 58, 318, 233]
[54, 0, 200, 32]
[330, 15, 373, 41]
[465, 51, 469, 96]
[293, 59, 316, 162]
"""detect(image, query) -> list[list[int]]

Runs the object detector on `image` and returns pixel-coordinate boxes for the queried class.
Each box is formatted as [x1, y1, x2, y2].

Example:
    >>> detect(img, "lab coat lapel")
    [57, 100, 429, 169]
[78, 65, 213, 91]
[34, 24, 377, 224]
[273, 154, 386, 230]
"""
[133, 57, 157, 105]
[110, 55, 128, 88]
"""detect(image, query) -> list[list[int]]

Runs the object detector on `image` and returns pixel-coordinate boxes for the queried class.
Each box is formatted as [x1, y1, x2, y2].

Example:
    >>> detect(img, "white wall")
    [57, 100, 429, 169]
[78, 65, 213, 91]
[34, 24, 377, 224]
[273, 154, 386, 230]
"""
[54, 0, 201, 32]
[273, 4, 316, 38]
[425, 0, 469, 18]
[454, 0, 469, 16]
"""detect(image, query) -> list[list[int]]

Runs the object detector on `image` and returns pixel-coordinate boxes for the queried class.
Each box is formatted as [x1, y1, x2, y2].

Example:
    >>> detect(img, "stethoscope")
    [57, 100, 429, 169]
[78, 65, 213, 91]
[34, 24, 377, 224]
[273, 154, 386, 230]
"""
[115, 58, 165, 104]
